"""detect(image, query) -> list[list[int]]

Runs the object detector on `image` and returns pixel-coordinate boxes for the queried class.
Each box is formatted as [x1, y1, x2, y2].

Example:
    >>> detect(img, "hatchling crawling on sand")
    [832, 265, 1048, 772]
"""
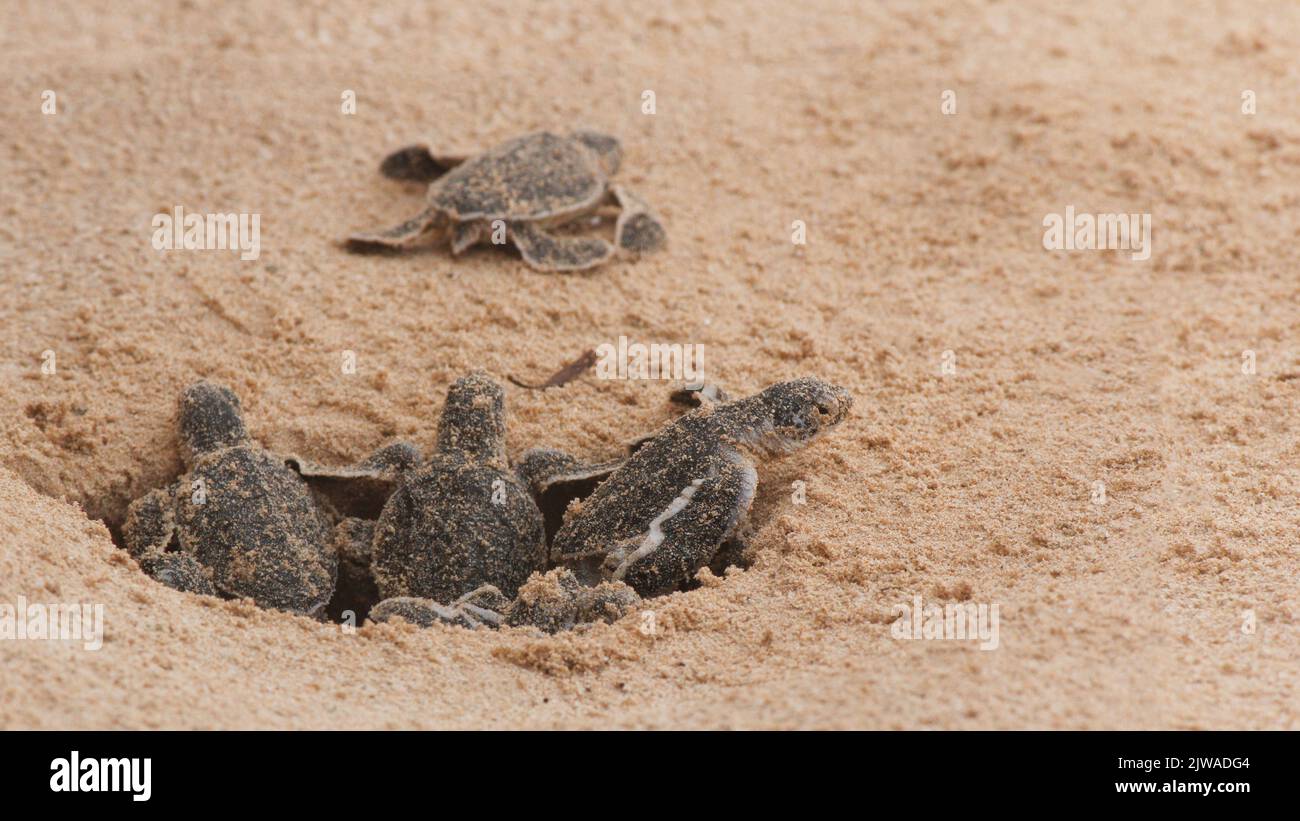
[347, 130, 666, 272]
[122, 382, 342, 616]
[545, 378, 854, 598]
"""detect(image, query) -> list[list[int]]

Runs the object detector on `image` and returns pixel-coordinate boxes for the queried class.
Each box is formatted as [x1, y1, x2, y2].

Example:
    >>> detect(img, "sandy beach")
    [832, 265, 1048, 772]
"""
[1, 0, 1297, 729]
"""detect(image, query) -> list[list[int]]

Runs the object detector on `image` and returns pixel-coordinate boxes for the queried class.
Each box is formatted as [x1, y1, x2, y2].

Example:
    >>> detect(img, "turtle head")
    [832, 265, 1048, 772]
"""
[732, 378, 852, 456]
[178, 381, 248, 464]
[572, 131, 622, 176]
[436, 371, 508, 466]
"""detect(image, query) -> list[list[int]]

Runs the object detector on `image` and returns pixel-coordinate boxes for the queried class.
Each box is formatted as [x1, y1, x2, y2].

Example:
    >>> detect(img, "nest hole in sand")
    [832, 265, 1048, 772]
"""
[102, 464, 750, 629]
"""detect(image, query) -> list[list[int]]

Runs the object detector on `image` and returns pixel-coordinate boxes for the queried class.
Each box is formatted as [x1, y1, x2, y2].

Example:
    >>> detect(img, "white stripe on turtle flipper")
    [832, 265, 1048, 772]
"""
[610, 478, 706, 580]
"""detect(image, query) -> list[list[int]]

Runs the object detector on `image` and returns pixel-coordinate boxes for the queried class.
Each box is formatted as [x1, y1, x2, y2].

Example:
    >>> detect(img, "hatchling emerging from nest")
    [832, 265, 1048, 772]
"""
[324, 372, 551, 628]
[330, 372, 647, 632]
[543, 378, 854, 598]
[122, 382, 344, 616]
[346, 130, 666, 272]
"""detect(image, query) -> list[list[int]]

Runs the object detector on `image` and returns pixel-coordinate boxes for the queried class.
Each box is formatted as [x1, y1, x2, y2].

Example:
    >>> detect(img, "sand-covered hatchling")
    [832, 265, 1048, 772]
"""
[366, 571, 639, 634]
[347, 130, 666, 272]
[547, 378, 853, 598]
[122, 382, 340, 615]
[513, 383, 727, 541]
[369, 585, 512, 630]
[326, 373, 651, 633]
[505, 568, 640, 634]
[337, 372, 548, 615]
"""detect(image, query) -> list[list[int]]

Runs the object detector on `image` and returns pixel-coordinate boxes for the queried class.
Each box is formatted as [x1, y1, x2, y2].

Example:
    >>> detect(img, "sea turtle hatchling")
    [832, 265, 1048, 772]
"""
[367, 570, 641, 634]
[548, 378, 854, 598]
[322, 372, 662, 633]
[328, 372, 549, 618]
[369, 585, 512, 630]
[122, 382, 341, 616]
[513, 383, 731, 543]
[346, 130, 666, 272]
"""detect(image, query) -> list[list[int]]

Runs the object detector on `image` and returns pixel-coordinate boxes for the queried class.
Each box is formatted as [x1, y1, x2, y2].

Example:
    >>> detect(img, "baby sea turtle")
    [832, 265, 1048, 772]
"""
[505, 568, 641, 634]
[369, 585, 512, 630]
[346, 372, 549, 610]
[367, 570, 640, 634]
[328, 372, 668, 633]
[347, 130, 666, 272]
[122, 382, 339, 615]
[548, 378, 853, 598]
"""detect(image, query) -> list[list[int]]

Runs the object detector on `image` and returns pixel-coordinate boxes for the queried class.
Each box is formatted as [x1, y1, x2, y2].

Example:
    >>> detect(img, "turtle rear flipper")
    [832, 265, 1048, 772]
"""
[611, 184, 667, 254]
[508, 222, 614, 272]
[347, 207, 441, 250]
[453, 584, 509, 628]
[379, 144, 470, 183]
[451, 221, 484, 255]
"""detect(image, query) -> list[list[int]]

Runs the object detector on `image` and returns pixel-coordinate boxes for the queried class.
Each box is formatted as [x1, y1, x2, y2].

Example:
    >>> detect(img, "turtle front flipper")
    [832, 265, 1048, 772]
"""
[515, 449, 622, 495]
[516, 448, 624, 542]
[453, 584, 510, 628]
[379, 144, 470, 183]
[347, 206, 442, 249]
[123, 483, 217, 595]
[508, 222, 615, 272]
[287, 441, 420, 481]
[122, 483, 180, 559]
[669, 381, 729, 408]
[621, 384, 729, 454]
[610, 184, 667, 255]
[288, 442, 420, 522]
[369, 585, 506, 630]
[602, 446, 758, 597]
[370, 596, 466, 628]
[139, 552, 216, 596]
[325, 517, 380, 624]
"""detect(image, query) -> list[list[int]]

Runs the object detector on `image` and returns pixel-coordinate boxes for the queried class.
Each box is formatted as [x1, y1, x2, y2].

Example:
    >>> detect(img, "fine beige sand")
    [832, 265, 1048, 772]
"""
[2, 1, 1297, 729]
